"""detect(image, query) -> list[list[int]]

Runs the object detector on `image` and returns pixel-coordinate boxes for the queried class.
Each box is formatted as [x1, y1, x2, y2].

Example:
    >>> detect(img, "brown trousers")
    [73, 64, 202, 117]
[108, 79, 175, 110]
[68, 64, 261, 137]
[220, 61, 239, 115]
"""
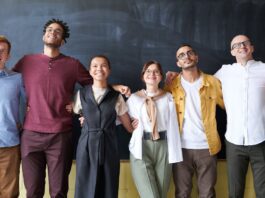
[0, 145, 20, 198]
[173, 148, 217, 198]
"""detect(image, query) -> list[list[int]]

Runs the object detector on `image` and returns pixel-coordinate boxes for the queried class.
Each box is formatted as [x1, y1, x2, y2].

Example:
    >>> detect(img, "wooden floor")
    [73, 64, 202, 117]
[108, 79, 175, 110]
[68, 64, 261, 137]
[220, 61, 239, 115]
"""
[19, 160, 255, 198]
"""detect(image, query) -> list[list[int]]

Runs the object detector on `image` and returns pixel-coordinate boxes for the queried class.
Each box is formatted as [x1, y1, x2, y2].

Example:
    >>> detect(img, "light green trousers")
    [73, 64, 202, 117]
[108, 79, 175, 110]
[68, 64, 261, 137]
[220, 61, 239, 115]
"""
[130, 140, 172, 198]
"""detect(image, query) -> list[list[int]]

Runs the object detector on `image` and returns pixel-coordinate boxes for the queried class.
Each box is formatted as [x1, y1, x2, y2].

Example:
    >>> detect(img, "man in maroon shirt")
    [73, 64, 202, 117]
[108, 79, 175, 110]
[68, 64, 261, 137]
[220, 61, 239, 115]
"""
[14, 19, 129, 198]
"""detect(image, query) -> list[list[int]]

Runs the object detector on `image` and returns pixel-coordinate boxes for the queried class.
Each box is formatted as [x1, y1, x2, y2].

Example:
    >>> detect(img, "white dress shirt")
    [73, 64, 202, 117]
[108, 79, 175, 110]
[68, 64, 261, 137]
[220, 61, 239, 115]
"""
[215, 60, 265, 145]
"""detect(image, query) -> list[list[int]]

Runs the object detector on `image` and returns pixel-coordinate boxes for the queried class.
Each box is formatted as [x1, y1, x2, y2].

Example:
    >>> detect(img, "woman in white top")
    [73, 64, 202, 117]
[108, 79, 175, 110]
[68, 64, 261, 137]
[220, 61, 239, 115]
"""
[127, 60, 183, 198]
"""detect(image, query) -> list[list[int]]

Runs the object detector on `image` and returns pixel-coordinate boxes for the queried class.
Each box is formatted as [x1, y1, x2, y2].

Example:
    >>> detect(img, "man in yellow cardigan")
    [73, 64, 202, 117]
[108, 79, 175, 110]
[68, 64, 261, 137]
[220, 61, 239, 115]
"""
[165, 43, 224, 198]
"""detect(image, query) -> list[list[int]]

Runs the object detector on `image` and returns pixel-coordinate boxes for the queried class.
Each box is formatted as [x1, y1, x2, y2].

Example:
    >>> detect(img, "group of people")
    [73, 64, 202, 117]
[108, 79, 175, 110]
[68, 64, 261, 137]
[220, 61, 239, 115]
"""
[0, 18, 265, 198]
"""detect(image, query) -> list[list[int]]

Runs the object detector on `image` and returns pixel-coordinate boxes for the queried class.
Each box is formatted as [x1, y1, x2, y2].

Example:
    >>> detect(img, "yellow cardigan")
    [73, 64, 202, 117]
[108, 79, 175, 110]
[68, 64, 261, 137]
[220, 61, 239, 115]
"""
[165, 72, 224, 155]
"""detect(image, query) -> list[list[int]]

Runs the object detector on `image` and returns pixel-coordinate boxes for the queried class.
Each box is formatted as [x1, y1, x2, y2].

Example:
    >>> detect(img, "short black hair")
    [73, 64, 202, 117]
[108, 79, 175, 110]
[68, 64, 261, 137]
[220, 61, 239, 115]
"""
[43, 19, 70, 43]
[176, 43, 196, 53]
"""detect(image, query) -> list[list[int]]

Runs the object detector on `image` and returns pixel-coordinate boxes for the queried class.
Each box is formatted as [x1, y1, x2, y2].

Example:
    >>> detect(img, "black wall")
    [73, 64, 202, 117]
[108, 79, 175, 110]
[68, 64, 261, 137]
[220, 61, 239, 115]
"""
[1, 0, 265, 159]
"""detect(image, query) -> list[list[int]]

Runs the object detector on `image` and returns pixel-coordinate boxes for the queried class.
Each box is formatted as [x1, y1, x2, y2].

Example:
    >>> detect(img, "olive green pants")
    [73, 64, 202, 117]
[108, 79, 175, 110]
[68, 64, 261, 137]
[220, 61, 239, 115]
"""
[130, 140, 172, 198]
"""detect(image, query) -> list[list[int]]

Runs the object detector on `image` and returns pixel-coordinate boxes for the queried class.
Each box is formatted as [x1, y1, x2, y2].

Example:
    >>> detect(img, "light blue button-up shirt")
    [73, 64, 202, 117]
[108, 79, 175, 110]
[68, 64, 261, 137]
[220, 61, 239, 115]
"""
[0, 68, 25, 147]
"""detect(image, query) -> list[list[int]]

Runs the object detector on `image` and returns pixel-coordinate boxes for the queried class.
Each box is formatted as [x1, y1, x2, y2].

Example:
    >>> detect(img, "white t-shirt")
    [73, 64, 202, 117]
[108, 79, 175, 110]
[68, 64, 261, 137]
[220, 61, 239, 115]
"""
[181, 76, 209, 149]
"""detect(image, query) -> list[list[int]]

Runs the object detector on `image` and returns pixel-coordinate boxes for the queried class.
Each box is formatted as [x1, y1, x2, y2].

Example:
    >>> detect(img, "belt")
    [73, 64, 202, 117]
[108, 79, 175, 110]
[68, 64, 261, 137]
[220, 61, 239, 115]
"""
[143, 131, 167, 140]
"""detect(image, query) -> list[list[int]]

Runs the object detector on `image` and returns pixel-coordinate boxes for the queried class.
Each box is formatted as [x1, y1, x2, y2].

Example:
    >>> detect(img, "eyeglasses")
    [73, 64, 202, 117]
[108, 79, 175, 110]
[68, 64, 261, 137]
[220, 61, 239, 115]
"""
[177, 50, 196, 60]
[0, 49, 7, 54]
[231, 40, 251, 50]
[145, 69, 161, 76]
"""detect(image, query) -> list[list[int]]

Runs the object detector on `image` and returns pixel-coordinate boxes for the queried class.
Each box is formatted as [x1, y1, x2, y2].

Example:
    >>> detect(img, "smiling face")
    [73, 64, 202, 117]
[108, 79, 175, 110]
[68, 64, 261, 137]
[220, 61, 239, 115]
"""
[230, 35, 254, 62]
[0, 42, 10, 70]
[176, 45, 198, 70]
[43, 23, 64, 48]
[89, 57, 110, 82]
[142, 63, 163, 87]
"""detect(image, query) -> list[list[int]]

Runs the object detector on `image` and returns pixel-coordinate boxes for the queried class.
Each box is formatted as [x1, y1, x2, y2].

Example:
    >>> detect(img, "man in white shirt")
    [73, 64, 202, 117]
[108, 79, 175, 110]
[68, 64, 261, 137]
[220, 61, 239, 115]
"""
[215, 35, 265, 198]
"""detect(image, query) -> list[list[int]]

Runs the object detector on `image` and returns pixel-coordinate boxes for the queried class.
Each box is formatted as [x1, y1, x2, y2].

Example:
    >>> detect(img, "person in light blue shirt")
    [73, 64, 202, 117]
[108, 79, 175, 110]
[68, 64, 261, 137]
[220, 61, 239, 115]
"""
[0, 35, 25, 198]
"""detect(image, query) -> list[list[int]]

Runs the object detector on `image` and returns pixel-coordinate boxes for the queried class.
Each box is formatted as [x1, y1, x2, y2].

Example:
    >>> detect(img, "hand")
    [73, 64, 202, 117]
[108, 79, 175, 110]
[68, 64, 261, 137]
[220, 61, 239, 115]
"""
[65, 102, 73, 113]
[131, 117, 138, 130]
[165, 71, 179, 85]
[16, 123, 23, 132]
[113, 84, 131, 97]
[79, 116, 85, 126]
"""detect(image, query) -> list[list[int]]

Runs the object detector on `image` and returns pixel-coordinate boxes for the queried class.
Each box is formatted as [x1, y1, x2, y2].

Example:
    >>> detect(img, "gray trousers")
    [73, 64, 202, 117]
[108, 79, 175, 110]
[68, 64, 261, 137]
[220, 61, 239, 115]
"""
[172, 148, 217, 198]
[226, 139, 265, 198]
[130, 140, 172, 198]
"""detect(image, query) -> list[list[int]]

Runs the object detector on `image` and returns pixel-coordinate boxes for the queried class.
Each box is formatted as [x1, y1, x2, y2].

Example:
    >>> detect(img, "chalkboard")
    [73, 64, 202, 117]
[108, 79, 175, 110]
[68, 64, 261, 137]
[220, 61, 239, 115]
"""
[1, 0, 265, 159]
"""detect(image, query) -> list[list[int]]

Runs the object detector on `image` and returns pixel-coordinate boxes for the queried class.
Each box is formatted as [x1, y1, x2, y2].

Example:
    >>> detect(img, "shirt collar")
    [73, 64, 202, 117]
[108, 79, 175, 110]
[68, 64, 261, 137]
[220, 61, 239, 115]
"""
[236, 59, 256, 67]
[0, 67, 12, 77]
[176, 70, 209, 87]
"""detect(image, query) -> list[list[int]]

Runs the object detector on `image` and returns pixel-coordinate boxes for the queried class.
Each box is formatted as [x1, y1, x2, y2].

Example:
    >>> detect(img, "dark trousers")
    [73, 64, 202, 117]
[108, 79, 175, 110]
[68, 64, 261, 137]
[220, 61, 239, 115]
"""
[226, 140, 265, 198]
[173, 149, 217, 198]
[21, 130, 73, 198]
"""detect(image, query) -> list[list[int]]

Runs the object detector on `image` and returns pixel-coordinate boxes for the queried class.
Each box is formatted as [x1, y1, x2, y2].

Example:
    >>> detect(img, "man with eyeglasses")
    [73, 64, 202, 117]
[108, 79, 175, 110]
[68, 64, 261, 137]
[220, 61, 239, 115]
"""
[215, 34, 265, 198]
[165, 44, 224, 198]
[0, 35, 25, 198]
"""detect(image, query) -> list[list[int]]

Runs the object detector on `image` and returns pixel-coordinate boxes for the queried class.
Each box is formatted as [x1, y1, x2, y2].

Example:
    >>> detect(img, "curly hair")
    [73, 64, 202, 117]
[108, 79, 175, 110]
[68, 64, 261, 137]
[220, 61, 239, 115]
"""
[43, 18, 70, 43]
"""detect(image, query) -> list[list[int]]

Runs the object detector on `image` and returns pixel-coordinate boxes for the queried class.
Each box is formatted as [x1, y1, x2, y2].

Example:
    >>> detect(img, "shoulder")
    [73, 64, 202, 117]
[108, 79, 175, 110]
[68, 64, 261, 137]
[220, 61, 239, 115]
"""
[5, 69, 21, 78]
[60, 54, 83, 65]
[127, 92, 144, 103]
[169, 75, 180, 89]
[252, 60, 265, 67]
[22, 54, 43, 60]
[163, 92, 175, 102]
[203, 73, 219, 82]
[80, 85, 91, 93]
[202, 73, 221, 89]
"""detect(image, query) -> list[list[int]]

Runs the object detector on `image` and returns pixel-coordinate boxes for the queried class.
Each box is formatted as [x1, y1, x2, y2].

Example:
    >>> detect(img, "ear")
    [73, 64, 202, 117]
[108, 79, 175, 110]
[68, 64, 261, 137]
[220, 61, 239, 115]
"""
[61, 40, 65, 46]
[196, 56, 199, 64]
[250, 45, 254, 53]
[230, 49, 236, 57]
[6, 53, 10, 61]
[176, 60, 181, 68]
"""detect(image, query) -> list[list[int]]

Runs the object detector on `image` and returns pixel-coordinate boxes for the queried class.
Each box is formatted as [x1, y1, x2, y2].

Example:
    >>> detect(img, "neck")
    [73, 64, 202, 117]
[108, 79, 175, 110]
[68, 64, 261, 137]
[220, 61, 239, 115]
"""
[43, 45, 60, 58]
[145, 85, 159, 94]
[0, 65, 5, 71]
[236, 57, 253, 66]
[181, 67, 200, 82]
[93, 80, 108, 88]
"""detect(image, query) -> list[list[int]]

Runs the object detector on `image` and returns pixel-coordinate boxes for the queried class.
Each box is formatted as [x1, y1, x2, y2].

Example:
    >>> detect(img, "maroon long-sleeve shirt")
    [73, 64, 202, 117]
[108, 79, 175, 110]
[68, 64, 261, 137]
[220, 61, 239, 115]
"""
[14, 53, 92, 133]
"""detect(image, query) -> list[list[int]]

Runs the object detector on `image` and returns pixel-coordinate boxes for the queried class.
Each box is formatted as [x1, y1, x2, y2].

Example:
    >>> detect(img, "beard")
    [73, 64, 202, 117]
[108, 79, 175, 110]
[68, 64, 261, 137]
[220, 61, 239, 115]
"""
[182, 63, 197, 70]
[44, 41, 61, 49]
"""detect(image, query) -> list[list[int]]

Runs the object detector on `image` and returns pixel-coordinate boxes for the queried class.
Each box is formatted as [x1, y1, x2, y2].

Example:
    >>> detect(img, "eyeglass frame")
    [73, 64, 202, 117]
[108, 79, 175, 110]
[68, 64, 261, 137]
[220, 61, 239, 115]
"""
[231, 40, 251, 50]
[177, 50, 196, 60]
[144, 69, 162, 76]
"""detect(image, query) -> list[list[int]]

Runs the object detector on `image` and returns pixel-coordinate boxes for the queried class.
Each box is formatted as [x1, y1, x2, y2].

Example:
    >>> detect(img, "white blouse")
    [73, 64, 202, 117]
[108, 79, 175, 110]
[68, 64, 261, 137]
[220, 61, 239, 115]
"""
[127, 92, 183, 163]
